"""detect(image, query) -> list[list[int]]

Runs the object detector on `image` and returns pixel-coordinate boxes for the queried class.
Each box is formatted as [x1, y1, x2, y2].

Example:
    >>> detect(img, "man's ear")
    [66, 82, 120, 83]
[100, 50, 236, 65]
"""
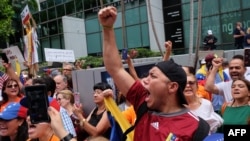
[47, 91, 52, 97]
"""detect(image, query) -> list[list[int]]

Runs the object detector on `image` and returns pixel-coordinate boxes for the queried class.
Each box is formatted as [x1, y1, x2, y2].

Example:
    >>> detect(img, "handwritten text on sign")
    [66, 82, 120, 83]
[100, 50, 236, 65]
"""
[44, 48, 75, 62]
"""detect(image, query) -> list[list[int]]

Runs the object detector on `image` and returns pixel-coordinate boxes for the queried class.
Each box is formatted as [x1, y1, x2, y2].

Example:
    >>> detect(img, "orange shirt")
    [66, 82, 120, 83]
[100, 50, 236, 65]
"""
[27, 134, 60, 141]
[122, 106, 136, 125]
[0, 97, 22, 112]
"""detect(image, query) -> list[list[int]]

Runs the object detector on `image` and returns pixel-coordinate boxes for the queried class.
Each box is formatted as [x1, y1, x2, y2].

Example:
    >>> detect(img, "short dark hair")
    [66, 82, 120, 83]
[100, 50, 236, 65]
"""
[232, 54, 244, 60]
[93, 82, 112, 91]
[32, 76, 56, 97]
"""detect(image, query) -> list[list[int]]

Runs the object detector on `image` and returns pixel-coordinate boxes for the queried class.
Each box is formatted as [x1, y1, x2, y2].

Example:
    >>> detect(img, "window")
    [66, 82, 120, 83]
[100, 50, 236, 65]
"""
[41, 38, 50, 48]
[242, 0, 250, 9]
[41, 23, 49, 37]
[114, 28, 123, 49]
[51, 36, 61, 49]
[56, 5, 66, 17]
[75, 0, 83, 12]
[242, 10, 250, 28]
[125, 8, 140, 26]
[202, 0, 219, 16]
[221, 11, 241, 43]
[141, 23, 149, 47]
[66, 1, 76, 15]
[48, 21, 58, 35]
[48, 8, 56, 20]
[220, 0, 240, 13]
[140, 6, 147, 23]
[47, 0, 55, 8]
[182, 2, 198, 20]
[126, 25, 142, 48]
[58, 19, 63, 33]
[33, 13, 40, 24]
[40, 1, 47, 10]
[40, 10, 48, 22]
[55, 0, 64, 5]
[202, 16, 221, 44]
[85, 19, 100, 33]
[86, 33, 102, 54]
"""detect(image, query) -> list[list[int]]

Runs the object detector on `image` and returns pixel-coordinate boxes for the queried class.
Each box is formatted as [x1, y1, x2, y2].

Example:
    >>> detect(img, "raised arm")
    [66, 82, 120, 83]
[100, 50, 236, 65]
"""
[204, 58, 223, 94]
[98, 6, 135, 97]
[163, 41, 172, 61]
[126, 56, 139, 80]
[2, 61, 23, 88]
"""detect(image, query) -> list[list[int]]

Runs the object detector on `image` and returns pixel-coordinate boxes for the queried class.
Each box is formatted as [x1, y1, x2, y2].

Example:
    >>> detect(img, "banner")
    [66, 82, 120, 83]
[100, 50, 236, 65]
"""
[44, 48, 75, 62]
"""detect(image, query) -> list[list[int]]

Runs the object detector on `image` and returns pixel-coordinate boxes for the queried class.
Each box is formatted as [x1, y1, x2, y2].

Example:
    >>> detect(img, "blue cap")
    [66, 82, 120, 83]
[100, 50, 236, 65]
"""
[0, 103, 27, 120]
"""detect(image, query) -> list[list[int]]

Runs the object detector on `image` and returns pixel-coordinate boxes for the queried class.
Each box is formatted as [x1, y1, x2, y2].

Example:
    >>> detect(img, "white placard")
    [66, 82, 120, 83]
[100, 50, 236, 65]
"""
[20, 5, 30, 24]
[2, 46, 27, 70]
[44, 48, 75, 62]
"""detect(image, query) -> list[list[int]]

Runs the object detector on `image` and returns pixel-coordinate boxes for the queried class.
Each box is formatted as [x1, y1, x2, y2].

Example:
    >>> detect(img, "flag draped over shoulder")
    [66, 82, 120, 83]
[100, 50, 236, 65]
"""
[0, 71, 9, 89]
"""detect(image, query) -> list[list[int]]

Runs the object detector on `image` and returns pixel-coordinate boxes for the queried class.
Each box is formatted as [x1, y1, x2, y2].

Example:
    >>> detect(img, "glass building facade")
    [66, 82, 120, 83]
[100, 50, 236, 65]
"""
[34, 0, 250, 61]
[164, 0, 250, 54]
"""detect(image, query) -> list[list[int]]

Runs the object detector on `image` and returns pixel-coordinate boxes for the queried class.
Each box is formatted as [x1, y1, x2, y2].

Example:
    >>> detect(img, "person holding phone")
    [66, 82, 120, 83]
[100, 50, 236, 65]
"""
[73, 82, 112, 140]
[31, 77, 76, 137]
[20, 95, 63, 141]
[56, 90, 85, 141]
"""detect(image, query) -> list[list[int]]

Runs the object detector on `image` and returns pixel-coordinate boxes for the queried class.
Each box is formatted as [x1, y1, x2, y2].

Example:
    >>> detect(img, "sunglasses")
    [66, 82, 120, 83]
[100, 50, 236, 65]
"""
[56, 98, 63, 101]
[6, 84, 18, 88]
[186, 81, 196, 86]
[63, 69, 72, 71]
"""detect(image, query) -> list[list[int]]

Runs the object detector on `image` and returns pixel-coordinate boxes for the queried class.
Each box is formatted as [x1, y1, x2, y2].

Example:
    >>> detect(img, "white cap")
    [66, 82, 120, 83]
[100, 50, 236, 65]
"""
[207, 30, 212, 35]
[201, 59, 206, 64]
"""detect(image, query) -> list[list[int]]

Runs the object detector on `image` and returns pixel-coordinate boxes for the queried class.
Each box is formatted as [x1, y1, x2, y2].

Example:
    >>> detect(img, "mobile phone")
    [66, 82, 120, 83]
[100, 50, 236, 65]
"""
[74, 92, 81, 106]
[0, 53, 8, 63]
[122, 48, 128, 60]
[244, 49, 250, 66]
[24, 85, 50, 124]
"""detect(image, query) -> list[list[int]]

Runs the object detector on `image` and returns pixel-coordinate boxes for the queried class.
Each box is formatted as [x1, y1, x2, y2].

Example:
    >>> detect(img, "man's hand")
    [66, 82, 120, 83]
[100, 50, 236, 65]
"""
[165, 41, 172, 53]
[212, 57, 223, 69]
[98, 6, 117, 27]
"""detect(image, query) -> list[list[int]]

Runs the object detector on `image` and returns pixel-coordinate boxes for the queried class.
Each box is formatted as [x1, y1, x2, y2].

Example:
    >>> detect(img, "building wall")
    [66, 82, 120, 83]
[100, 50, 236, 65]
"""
[163, 0, 250, 54]
[146, 0, 165, 52]
[34, 0, 250, 61]
[62, 16, 87, 58]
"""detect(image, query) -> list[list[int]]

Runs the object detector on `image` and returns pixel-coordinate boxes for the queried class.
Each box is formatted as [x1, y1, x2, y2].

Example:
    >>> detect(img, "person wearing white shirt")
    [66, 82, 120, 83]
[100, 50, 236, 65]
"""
[205, 55, 250, 102]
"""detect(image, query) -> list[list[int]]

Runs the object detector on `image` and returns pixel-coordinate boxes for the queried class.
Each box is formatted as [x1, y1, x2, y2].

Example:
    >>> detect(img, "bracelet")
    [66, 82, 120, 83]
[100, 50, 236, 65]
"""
[60, 133, 73, 141]
[102, 25, 113, 30]
[79, 118, 87, 127]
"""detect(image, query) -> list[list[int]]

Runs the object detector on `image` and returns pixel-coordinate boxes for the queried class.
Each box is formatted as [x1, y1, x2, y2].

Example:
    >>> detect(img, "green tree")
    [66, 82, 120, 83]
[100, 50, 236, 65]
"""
[0, 0, 15, 42]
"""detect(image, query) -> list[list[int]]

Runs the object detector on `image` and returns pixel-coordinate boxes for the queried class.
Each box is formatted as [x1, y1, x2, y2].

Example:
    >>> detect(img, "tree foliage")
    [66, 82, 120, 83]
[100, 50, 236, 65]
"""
[0, 0, 14, 42]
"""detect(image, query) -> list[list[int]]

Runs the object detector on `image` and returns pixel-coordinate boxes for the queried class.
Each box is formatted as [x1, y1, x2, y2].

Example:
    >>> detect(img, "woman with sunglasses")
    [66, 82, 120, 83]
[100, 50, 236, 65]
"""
[73, 82, 112, 140]
[182, 66, 223, 133]
[0, 102, 28, 141]
[0, 79, 23, 112]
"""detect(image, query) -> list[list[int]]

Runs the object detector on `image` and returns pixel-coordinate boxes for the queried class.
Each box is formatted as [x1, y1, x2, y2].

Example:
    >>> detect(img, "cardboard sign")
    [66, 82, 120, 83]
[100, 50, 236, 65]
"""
[21, 5, 30, 24]
[2, 46, 27, 70]
[44, 48, 75, 62]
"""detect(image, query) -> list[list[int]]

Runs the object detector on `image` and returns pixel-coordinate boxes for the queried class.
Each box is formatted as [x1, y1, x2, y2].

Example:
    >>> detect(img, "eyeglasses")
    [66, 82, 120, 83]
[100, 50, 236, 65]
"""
[56, 98, 63, 101]
[186, 81, 196, 86]
[6, 84, 18, 88]
[63, 69, 72, 71]
[93, 91, 102, 95]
